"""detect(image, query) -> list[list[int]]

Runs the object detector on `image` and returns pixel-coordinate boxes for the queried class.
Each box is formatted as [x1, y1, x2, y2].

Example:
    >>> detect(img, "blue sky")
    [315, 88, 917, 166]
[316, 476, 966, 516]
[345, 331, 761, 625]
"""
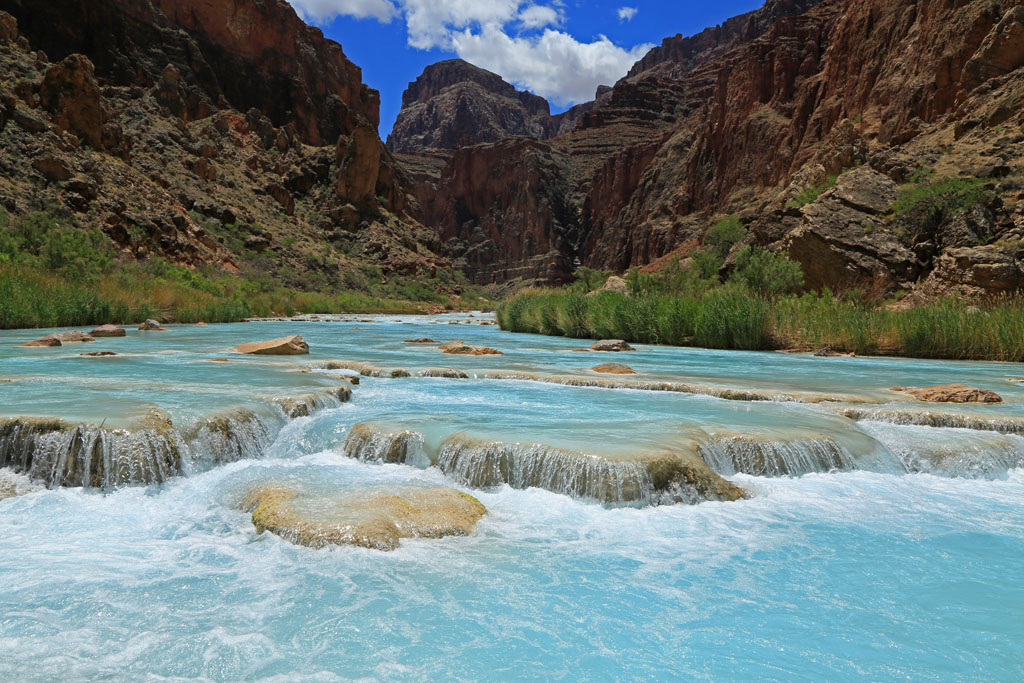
[285, 1, 764, 137]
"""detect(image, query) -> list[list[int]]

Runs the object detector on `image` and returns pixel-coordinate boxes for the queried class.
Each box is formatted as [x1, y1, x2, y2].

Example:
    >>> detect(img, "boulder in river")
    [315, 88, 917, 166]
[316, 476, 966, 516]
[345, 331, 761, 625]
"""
[439, 340, 503, 355]
[592, 363, 637, 375]
[138, 319, 169, 331]
[81, 352, 118, 357]
[53, 331, 95, 343]
[242, 485, 487, 551]
[90, 324, 126, 337]
[590, 339, 634, 352]
[233, 336, 309, 355]
[20, 336, 62, 347]
[404, 338, 439, 344]
[893, 384, 1003, 404]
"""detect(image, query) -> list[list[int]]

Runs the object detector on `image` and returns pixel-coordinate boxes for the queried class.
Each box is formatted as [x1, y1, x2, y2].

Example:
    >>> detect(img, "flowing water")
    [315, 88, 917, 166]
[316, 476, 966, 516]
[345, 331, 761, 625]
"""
[0, 315, 1022, 680]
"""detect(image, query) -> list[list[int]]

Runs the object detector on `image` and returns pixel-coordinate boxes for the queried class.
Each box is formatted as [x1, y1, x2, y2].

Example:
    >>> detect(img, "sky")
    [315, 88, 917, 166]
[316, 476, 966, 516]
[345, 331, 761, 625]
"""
[285, 1, 764, 138]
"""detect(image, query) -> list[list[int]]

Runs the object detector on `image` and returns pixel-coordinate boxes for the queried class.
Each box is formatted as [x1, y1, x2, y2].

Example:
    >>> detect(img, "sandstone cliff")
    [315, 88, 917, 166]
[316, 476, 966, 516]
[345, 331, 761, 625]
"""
[0, 1, 448, 290]
[409, 0, 1024, 301]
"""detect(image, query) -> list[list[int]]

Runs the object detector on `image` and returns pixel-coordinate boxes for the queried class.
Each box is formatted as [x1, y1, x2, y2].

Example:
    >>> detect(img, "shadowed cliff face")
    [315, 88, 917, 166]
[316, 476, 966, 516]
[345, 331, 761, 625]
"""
[409, 0, 1024, 298]
[0, 0, 378, 146]
[0, 2, 447, 285]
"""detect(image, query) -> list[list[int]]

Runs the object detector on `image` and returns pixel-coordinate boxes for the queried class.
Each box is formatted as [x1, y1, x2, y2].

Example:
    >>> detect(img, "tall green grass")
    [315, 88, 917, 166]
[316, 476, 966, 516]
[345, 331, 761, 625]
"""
[0, 265, 432, 330]
[498, 288, 1024, 361]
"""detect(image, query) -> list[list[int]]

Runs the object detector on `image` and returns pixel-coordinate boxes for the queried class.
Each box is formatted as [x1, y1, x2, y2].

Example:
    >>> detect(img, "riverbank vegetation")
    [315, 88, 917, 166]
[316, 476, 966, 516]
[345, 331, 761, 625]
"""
[0, 210, 485, 329]
[498, 210, 1024, 361]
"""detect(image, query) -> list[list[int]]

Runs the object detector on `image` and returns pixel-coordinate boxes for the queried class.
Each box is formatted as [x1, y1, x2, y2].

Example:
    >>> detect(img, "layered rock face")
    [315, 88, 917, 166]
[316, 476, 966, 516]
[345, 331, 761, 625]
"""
[0, 1, 446, 287]
[0, 0, 378, 145]
[408, 0, 1024, 297]
[389, 60, 553, 153]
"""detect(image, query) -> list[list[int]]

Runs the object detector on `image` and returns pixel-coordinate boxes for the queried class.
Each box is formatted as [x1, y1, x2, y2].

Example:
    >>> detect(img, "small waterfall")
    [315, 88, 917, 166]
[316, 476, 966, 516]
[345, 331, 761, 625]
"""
[836, 408, 1024, 435]
[699, 435, 860, 477]
[0, 415, 182, 488]
[0, 407, 277, 490]
[857, 422, 1024, 479]
[182, 409, 275, 472]
[273, 386, 352, 419]
[340, 423, 428, 466]
[437, 435, 652, 503]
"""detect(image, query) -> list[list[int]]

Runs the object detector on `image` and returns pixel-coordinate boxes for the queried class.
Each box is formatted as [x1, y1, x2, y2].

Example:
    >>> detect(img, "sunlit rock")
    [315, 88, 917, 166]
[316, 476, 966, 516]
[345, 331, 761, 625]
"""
[590, 339, 634, 352]
[138, 319, 169, 332]
[592, 363, 637, 375]
[440, 341, 503, 355]
[892, 384, 1002, 404]
[233, 336, 309, 355]
[241, 485, 487, 551]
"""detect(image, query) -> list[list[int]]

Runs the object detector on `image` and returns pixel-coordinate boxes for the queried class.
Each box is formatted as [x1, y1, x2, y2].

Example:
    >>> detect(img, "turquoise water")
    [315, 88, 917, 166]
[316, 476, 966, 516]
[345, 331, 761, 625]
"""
[1, 315, 1023, 680]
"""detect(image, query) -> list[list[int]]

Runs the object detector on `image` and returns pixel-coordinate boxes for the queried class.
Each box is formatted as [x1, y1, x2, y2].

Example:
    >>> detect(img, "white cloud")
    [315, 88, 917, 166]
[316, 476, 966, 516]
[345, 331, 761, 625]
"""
[288, 0, 650, 105]
[617, 7, 638, 22]
[452, 27, 651, 106]
[288, 0, 397, 23]
[518, 5, 561, 30]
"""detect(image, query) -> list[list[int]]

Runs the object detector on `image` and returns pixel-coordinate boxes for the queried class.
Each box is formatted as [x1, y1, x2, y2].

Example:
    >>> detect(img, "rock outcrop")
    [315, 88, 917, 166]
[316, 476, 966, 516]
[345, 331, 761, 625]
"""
[439, 340, 502, 356]
[405, 0, 1024, 298]
[233, 335, 309, 355]
[0, 1, 448, 296]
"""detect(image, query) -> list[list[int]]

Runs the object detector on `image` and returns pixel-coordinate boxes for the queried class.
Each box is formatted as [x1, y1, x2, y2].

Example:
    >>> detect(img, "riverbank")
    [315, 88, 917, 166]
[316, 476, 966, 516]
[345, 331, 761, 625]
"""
[0, 264, 488, 329]
[497, 287, 1024, 362]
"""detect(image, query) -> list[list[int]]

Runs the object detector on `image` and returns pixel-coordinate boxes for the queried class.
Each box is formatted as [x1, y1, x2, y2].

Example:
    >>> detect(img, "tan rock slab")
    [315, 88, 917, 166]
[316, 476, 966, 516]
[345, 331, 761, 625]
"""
[892, 383, 1002, 404]
[592, 363, 637, 375]
[233, 335, 309, 355]
[242, 485, 487, 551]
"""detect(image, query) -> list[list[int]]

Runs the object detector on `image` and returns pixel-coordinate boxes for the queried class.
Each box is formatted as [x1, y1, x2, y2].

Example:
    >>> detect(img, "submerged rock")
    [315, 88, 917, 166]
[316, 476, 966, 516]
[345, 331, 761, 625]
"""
[90, 324, 126, 337]
[342, 422, 426, 465]
[138, 319, 169, 332]
[241, 485, 487, 551]
[273, 386, 352, 419]
[233, 336, 309, 355]
[81, 351, 118, 357]
[314, 360, 410, 378]
[404, 338, 439, 344]
[592, 363, 636, 375]
[590, 339, 634, 352]
[439, 340, 502, 355]
[0, 469, 40, 501]
[20, 336, 62, 347]
[416, 368, 470, 379]
[893, 384, 1003, 404]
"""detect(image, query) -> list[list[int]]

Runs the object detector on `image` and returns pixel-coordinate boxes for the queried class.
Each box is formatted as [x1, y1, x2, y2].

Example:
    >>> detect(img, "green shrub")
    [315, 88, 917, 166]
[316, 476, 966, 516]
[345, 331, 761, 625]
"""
[786, 175, 838, 208]
[729, 246, 804, 299]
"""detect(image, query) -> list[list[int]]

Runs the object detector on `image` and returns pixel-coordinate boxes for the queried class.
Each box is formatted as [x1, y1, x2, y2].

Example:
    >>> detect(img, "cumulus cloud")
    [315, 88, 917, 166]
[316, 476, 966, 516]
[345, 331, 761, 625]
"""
[289, 0, 397, 23]
[518, 5, 561, 30]
[453, 27, 650, 105]
[288, 0, 650, 105]
[617, 7, 638, 22]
